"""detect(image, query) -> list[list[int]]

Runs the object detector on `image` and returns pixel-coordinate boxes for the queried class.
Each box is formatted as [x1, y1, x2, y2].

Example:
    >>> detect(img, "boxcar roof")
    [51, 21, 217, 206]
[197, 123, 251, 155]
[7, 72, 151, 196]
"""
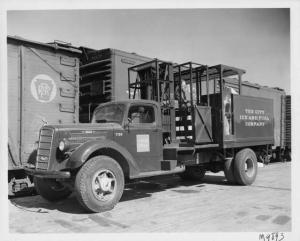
[7, 35, 82, 55]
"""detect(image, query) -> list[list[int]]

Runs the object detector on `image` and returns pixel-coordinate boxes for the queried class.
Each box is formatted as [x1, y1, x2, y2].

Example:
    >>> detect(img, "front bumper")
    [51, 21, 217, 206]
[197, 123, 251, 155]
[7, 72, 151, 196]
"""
[24, 167, 71, 179]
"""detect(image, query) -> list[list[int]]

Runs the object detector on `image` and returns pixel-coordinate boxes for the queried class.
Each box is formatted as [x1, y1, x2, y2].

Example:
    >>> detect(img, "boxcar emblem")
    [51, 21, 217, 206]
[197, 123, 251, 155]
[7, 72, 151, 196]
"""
[31, 74, 57, 103]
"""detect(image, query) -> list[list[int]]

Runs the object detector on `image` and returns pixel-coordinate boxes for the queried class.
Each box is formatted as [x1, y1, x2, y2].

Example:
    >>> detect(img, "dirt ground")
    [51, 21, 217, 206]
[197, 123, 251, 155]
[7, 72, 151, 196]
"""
[9, 162, 291, 233]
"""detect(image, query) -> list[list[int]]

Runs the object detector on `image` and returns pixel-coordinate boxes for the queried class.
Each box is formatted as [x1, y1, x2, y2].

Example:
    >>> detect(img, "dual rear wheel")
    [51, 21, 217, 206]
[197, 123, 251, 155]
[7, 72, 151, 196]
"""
[224, 148, 258, 185]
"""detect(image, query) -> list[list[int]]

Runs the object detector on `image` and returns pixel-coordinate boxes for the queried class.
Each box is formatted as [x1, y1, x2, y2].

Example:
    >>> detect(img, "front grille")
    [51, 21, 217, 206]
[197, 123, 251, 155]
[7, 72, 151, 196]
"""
[36, 127, 54, 170]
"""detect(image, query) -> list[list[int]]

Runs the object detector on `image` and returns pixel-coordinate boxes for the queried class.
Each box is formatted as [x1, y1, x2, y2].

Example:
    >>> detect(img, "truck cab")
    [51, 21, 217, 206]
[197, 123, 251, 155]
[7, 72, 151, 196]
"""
[93, 100, 163, 173]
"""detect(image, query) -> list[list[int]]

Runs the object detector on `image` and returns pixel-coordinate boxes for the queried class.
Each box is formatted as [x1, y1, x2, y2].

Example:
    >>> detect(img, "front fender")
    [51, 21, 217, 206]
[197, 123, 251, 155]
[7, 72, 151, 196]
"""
[66, 140, 140, 177]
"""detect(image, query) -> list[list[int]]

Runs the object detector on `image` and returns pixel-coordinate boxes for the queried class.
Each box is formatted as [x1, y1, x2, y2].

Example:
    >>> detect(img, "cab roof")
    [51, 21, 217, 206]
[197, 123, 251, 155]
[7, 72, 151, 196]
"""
[94, 99, 160, 110]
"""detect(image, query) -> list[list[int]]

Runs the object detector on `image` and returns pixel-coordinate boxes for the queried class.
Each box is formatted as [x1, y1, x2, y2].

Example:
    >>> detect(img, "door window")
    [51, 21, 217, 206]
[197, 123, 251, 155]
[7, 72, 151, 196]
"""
[128, 105, 155, 125]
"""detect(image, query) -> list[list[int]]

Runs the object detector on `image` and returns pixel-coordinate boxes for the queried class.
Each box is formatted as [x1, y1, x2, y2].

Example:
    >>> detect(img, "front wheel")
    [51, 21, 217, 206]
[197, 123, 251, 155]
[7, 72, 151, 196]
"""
[75, 155, 124, 213]
[234, 148, 258, 185]
[33, 177, 72, 202]
[179, 166, 206, 181]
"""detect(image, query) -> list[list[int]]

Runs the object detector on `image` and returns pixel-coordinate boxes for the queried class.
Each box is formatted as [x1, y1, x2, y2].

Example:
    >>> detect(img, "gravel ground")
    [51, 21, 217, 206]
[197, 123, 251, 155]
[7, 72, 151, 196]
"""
[9, 162, 291, 233]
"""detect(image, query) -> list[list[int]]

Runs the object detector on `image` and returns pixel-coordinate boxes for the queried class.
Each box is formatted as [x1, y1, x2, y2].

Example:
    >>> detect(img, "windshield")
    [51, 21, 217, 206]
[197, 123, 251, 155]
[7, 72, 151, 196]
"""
[91, 103, 125, 124]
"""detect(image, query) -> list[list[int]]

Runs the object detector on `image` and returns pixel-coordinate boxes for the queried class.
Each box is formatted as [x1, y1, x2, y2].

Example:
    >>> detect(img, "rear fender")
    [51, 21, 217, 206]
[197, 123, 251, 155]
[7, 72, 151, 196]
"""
[66, 140, 139, 178]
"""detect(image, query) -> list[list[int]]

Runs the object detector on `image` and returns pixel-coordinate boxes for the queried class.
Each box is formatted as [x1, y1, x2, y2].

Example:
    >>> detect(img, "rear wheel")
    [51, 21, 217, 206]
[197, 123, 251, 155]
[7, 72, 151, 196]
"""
[33, 177, 72, 202]
[224, 158, 236, 184]
[75, 155, 124, 213]
[234, 148, 258, 185]
[179, 166, 206, 181]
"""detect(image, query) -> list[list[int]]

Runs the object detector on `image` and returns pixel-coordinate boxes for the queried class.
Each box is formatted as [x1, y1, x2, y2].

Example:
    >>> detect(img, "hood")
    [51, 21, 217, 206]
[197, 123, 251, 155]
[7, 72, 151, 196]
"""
[46, 123, 123, 131]
[42, 123, 122, 146]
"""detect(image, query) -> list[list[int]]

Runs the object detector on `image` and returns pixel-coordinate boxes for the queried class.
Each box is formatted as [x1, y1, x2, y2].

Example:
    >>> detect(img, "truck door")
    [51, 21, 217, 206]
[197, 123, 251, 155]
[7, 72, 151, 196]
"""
[115, 103, 163, 172]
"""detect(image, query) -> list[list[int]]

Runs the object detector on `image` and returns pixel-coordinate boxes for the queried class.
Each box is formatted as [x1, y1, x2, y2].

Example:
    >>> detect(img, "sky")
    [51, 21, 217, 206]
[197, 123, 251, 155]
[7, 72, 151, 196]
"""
[7, 9, 290, 93]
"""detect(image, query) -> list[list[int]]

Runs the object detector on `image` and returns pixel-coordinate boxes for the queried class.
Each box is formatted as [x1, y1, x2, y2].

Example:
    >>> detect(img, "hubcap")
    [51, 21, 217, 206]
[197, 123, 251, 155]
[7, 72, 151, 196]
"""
[244, 158, 254, 177]
[92, 169, 117, 201]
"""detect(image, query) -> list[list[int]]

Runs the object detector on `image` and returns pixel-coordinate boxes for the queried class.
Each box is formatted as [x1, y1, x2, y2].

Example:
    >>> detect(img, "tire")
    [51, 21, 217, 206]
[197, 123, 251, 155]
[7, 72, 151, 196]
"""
[234, 148, 258, 185]
[75, 155, 124, 213]
[179, 166, 206, 181]
[33, 177, 72, 202]
[224, 158, 236, 184]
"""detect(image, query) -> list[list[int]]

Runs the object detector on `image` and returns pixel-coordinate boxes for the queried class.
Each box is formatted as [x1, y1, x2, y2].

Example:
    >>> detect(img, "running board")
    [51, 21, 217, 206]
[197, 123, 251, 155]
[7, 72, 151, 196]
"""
[133, 166, 185, 179]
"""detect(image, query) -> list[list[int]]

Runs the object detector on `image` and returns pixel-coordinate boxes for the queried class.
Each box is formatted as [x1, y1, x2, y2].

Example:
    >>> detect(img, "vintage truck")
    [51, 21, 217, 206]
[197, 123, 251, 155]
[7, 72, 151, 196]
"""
[25, 60, 274, 212]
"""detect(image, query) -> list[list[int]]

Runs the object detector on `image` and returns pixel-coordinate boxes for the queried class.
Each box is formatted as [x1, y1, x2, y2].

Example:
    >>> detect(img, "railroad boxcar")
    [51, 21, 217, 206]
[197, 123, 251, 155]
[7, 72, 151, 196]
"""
[78, 47, 152, 122]
[7, 36, 81, 194]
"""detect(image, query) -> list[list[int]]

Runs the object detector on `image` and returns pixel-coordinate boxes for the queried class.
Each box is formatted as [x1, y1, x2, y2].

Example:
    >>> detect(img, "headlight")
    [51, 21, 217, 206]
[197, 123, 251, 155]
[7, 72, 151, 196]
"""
[59, 140, 65, 151]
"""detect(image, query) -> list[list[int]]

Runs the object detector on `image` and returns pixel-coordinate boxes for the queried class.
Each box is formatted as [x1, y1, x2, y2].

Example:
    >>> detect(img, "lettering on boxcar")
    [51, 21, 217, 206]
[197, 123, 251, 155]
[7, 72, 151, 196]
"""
[31, 74, 57, 103]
